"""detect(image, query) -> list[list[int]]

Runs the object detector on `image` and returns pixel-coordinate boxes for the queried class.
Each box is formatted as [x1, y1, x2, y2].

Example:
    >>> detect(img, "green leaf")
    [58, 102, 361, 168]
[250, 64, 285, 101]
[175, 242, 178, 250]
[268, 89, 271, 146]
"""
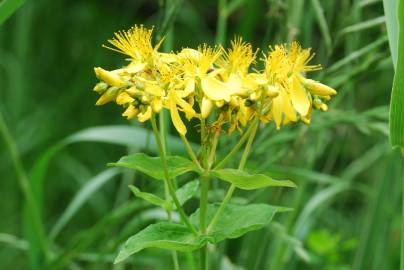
[66, 125, 194, 154]
[0, 0, 25, 25]
[339, 16, 385, 36]
[114, 222, 205, 264]
[389, 0, 404, 149]
[383, 0, 398, 69]
[108, 153, 198, 180]
[327, 36, 388, 73]
[128, 185, 167, 209]
[49, 169, 121, 239]
[191, 203, 284, 243]
[210, 169, 296, 190]
[176, 180, 199, 205]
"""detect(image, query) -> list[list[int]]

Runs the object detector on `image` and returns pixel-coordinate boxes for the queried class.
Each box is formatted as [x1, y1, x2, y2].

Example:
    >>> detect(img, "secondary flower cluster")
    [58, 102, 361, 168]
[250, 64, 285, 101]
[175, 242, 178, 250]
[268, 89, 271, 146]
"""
[93, 25, 336, 135]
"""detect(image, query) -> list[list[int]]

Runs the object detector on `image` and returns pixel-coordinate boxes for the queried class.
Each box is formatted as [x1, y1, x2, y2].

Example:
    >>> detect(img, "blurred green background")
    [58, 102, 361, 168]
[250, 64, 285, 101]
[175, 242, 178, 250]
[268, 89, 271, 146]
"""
[0, 0, 401, 269]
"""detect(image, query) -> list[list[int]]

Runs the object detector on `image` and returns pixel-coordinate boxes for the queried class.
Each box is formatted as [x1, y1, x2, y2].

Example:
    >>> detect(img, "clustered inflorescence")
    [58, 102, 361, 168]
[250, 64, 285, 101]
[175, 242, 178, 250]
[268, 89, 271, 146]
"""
[93, 25, 336, 135]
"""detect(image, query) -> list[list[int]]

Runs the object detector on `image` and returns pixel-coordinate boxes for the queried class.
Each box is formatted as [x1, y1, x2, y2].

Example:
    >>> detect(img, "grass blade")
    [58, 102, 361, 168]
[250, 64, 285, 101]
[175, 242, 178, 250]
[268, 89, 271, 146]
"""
[327, 35, 388, 73]
[310, 0, 332, 54]
[383, 0, 398, 69]
[339, 16, 385, 35]
[389, 0, 404, 149]
[0, 113, 48, 269]
[49, 168, 121, 239]
[0, 0, 25, 25]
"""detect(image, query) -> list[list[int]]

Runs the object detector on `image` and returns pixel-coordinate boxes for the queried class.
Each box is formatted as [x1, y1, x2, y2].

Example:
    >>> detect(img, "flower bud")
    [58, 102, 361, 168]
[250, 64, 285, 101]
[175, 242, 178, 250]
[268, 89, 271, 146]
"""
[313, 98, 328, 111]
[230, 96, 240, 107]
[116, 92, 134, 105]
[249, 92, 259, 101]
[93, 82, 108, 94]
[137, 106, 152, 122]
[95, 87, 119, 105]
[201, 97, 213, 119]
[94, 67, 125, 87]
[151, 99, 163, 113]
[303, 79, 336, 96]
[141, 95, 150, 104]
[126, 86, 142, 97]
[267, 85, 279, 97]
[215, 100, 224, 108]
[122, 105, 139, 119]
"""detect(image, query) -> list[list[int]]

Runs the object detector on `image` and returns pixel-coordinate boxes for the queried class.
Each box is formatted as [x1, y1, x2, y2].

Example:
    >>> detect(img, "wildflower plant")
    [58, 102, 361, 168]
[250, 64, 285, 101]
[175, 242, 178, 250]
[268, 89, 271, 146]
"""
[93, 25, 336, 269]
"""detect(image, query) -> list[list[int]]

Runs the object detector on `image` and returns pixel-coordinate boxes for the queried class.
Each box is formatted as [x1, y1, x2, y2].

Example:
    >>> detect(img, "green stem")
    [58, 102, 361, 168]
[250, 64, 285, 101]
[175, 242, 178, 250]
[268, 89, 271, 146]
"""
[186, 252, 197, 270]
[151, 115, 198, 235]
[159, 110, 182, 270]
[181, 135, 203, 171]
[208, 130, 220, 169]
[401, 153, 404, 270]
[207, 120, 259, 232]
[215, 0, 227, 45]
[171, 251, 180, 270]
[214, 120, 256, 170]
[206, 184, 236, 233]
[199, 173, 209, 270]
[159, 109, 168, 155]
[198, 115, 213, 270]
[238, 120, 259, 170]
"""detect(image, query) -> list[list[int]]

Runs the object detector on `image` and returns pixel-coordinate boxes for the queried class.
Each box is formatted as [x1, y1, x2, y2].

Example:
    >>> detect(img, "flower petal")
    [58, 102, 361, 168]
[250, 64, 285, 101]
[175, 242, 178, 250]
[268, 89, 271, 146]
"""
[169, 92, 187, 135]
[289, 78, 310, 116]
[201, 76, 232, 102]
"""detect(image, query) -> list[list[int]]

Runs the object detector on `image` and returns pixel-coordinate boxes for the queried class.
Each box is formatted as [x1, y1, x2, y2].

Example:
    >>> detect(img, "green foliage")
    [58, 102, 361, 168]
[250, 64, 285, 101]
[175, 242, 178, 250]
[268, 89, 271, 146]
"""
[115, 203, 282, 264]
[50, 169, 121, 239]
[176, 180, 199, 205]
[108, 153, 199, 180]
[128, 185, 168, 209]
[211, 169, 296, 190]
[0, 0, 25, 25]
[192, 204, 280, 243]
[0, 1, 399, 270]
[388, 0, 404, 149]
[383, 0, 398, 68]
[115, 222, 205, 264]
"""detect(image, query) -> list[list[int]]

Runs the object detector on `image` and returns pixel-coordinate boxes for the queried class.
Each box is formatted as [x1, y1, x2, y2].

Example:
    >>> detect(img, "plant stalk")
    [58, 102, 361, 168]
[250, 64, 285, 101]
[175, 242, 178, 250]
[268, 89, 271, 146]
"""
[159, 111, 180, 270]
[199, 173, 209, 270]
[181, 134, 203, 171]
[215, 0, 227, 45]
[214, 120, 256, 170]
[401, 153, 404, 270]
[151, 115, 198, 235]
[207, 119, 259, 232]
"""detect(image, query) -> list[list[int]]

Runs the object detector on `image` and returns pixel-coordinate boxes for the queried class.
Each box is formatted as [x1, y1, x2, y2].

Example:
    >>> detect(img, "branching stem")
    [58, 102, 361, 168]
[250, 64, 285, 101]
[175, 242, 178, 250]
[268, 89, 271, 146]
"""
[151, 115, 198, 235]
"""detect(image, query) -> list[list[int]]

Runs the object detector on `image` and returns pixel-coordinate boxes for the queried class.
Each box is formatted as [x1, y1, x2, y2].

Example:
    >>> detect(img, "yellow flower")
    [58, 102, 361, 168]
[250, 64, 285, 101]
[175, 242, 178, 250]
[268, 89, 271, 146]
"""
[93, 24, 337, 134]
[103, 25, 155, 62]
[217, 37, 256, 75]
[262, 42, 336, 128]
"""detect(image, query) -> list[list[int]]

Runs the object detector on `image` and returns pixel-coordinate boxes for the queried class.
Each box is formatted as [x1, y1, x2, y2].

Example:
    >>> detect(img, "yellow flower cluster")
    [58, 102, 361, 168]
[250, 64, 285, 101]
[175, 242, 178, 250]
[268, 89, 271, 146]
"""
[93, 25, 336, 135]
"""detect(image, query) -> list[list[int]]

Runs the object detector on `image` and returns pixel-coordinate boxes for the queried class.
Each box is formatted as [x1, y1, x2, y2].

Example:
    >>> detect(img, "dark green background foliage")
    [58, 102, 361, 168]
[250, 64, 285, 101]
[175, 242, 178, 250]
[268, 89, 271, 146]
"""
[0, 0, 400, 269]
